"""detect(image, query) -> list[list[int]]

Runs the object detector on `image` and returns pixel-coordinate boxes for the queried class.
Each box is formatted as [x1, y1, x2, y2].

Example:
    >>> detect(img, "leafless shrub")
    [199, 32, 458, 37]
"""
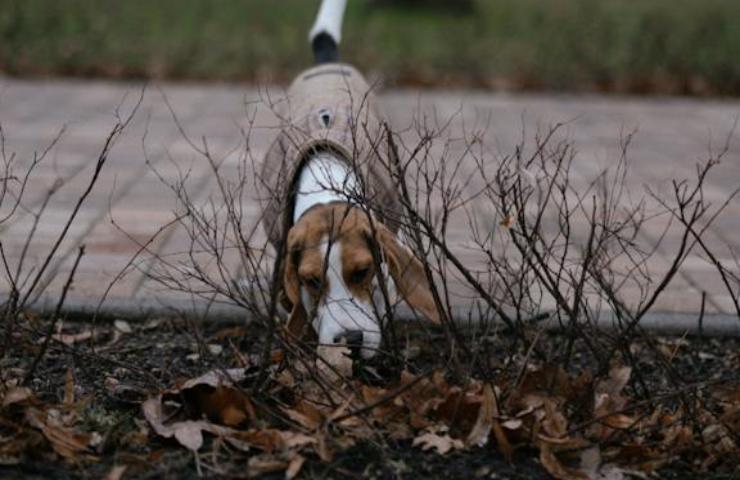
[1, 81, 736, 476]
[111, 91, 740, 475]
[0, 93, 142, 376]
[133, 94, 740, 361]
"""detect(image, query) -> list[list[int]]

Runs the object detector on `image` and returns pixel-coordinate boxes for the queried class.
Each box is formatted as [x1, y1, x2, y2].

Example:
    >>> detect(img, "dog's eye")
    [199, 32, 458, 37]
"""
[349, 267, 370, 284]
[301, 275, 322, 291]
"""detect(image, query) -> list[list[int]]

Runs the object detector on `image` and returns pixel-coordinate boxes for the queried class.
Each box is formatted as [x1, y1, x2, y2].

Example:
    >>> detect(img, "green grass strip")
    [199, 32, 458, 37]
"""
[1, 0, 739, 95]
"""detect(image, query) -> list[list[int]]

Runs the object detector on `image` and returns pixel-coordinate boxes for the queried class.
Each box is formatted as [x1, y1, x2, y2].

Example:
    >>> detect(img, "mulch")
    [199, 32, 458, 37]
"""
[1, 315, 738, 479]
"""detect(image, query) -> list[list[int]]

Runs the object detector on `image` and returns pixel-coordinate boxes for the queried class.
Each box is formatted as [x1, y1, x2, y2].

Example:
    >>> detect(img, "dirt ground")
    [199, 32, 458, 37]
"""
[1, 315, 738, 479]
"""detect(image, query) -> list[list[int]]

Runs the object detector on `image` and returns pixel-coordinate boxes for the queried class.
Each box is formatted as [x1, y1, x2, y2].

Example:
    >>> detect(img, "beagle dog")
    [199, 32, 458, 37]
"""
[258, 0, 439, 358]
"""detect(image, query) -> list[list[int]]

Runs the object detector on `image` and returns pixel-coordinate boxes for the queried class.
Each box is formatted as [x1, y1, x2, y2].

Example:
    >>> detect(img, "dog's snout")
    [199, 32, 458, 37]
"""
[334, 330, 364, 349]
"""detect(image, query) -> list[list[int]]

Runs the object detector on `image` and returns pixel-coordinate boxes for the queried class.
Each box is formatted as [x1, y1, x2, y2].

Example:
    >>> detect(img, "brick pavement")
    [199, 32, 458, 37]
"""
[1, 77, 739, 333]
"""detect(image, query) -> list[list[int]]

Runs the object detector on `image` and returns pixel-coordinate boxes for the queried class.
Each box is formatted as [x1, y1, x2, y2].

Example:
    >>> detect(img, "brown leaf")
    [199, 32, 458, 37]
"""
[519, 366, 573, 398]
[228, 428, 317, 454]
[211, 326, 247, 340]
[105, 464, 127, 480]
[541, 397, 568, 438]
[271, 349, 285, 364]
[141, 396, 235, 452]
[579, 446, 627, 480]
[489, 390, 514, 461]
[175, 368, 247, 391]
[361, 385, 401, 422]
[327, 398, 357, 425]
[185, 384, 255, 427]
[283, 400, 323, 430]
[413, 430, 463, 455]
[173, 421, 205, 452]
[247, 454, 289, 477]
[0, 423, 44, 464]
[25, 407, 94, 461]
[64, 368, 75, 406]
[394, 371, 448, 426]
[579, 446, 602, 476]
[475, 466, 492, 478]
[114, 320, 133, 334]
[51, 330, 95, 345]
[466, 384, 494, 447]
[596, 367, 631, 398]
[316, 431, 334, 462]
[282, 431, 317, 450]
[151, 368, 254, 431]
[387, 421, 413, 441]
[602, 413, 636, 430]
[285, 454, 306, 480]
[316, 345, 353, 381]
[1, 387, 34, 407]
[466, 384, 512, 460]
[537, 434, 590, 452]
[501, 418, 523, 430]
[104, 377, 147, 404]
[500, 214, 515, 229]
[434, 386, 480, 432]
[597, 465, 628, 480]
[539, 443, 589, 480]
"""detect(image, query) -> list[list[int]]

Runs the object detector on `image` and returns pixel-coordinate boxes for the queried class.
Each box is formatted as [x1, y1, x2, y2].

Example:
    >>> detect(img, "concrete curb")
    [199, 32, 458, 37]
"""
[11, 293, 740, 337]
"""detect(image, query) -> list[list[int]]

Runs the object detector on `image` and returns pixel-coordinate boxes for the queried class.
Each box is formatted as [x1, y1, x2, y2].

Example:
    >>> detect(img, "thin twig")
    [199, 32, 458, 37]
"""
[24, 245, 85, 384]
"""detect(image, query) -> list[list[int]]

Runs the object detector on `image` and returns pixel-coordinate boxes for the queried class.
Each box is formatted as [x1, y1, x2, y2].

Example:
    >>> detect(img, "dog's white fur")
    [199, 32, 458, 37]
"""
[293, 151, 359, 223]
[309, 0, 347, 44]
[300, 234, 384, 358]
[293, 152, 388, 358]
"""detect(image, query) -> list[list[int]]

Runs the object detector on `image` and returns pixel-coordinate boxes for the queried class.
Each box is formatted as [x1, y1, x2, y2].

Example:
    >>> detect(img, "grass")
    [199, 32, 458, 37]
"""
[1, 0, 739, 94]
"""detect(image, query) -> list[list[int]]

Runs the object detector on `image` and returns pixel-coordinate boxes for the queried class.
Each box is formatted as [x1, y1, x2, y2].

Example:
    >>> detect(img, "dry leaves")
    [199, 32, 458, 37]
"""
[134, 358, 739, 478]
[3, 314, 737, 479]
[0, 372, 98, 464]
[413, 429, 463, 454]
[3, 352, 726, 478]
[25, 407, 95, 461]
[104, 465, 128, 480]
[316, 344, 354, 381]
[141, 368, 252, 451]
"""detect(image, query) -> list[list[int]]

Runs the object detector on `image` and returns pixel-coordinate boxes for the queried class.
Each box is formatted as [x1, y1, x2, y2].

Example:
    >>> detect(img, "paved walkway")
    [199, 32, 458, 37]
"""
[1, 78, 739, 332]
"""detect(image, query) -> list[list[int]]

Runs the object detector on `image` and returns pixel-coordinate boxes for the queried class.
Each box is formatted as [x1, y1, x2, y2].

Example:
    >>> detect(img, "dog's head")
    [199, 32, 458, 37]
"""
[283, 203, 439, 358]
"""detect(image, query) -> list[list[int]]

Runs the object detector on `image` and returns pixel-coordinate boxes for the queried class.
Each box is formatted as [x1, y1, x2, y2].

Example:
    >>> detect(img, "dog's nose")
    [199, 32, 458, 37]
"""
[334, 330, 364, 349]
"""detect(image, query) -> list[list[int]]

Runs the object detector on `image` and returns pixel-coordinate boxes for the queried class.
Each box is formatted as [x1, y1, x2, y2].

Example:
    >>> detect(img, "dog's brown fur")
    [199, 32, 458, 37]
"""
[283, 203, 440, 338]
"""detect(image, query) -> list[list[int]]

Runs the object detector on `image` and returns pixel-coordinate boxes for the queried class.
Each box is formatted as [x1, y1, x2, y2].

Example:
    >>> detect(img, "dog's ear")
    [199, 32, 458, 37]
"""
[283, 227, 308, 338]
[286, 303, 308, 339]
[376, 225, 441, 324]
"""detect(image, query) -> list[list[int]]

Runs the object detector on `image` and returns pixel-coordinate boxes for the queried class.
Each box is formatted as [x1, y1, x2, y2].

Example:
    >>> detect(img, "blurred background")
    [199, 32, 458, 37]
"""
[1, 0, 738, 96]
